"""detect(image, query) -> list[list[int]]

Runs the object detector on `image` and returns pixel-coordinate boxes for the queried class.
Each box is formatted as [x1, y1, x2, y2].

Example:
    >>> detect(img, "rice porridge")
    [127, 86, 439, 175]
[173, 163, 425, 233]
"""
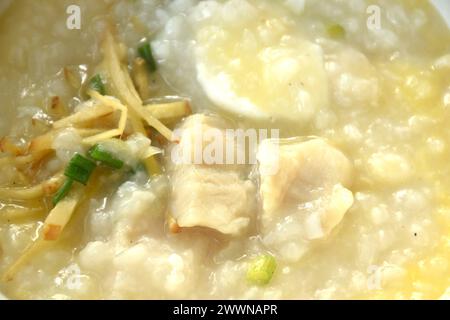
[0, 0, 449, 300]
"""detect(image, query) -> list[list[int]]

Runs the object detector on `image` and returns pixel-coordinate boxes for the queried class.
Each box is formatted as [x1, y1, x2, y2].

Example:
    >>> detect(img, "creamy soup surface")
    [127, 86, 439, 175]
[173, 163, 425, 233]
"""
[0, 0, 450, 300]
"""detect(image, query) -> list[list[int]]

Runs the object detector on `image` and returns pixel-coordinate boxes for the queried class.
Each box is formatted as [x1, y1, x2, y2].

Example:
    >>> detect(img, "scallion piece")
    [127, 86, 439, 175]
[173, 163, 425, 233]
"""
[246, 254, 277, 286]
[52, 179, 74, 206]
[327, 24, 346, 39]
[88, 74, 106, 95]
[88, 144, 124, 169]
[137, 42, 157, 72]
[64, 153, 96, 185]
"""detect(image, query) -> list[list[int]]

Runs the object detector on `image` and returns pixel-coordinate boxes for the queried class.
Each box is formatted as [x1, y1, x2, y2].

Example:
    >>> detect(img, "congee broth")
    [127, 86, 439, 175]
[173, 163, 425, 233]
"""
[0, 0, 449, 299]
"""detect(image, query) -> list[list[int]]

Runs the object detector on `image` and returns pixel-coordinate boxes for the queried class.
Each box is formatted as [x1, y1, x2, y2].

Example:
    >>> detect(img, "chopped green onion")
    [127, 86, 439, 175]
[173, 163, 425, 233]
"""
[137, 42, 157, 72]
[246, 254, 277, 286]
[327, 24, 346, 39]
[64, 153, 96, 185]
[52, 179, 74, 206]
[88, 74, 106, 95]
[88, 144, 124, 169]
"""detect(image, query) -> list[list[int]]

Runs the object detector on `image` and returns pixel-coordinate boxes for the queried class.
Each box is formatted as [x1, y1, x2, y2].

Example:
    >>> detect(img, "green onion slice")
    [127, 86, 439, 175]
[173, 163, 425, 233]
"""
[88, 74, 106, 95]
[88, 144, 124, 169]
[52, 179, 74, 206]
[64, 153, 96, 185]
[137, 42, 157, 72]
[327, 24, 346, 39]
[246, 254, 277, 286]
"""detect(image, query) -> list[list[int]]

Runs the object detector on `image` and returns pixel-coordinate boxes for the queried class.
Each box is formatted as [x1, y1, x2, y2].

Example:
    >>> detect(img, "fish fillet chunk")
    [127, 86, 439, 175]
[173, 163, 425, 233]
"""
[168, 114, 255, 235]
[257, 138, 354, 261]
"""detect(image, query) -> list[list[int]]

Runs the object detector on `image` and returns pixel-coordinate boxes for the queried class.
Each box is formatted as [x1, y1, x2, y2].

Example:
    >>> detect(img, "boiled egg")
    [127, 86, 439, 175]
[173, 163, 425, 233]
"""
[193, 0, 329, 121]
